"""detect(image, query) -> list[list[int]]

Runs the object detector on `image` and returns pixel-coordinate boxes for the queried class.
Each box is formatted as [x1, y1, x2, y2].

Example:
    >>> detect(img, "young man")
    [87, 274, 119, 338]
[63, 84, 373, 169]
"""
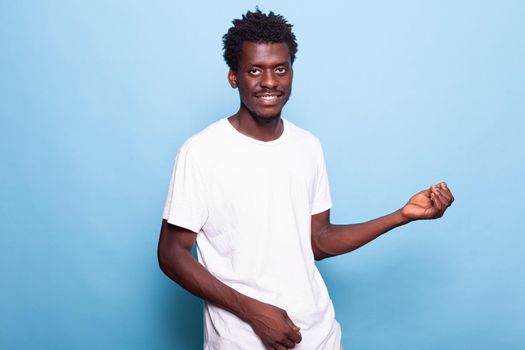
[158, 9, 454, 350]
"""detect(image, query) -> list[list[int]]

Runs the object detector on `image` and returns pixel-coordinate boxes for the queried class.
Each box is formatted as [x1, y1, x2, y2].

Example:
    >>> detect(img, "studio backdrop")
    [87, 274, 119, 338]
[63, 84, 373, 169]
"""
[1, 1, 524, 349]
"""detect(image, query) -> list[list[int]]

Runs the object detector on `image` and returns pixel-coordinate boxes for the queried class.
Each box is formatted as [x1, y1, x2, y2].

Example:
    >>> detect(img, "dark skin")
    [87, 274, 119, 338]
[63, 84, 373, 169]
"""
[158, 41, 454, 350]
[226, 41, 293, 142]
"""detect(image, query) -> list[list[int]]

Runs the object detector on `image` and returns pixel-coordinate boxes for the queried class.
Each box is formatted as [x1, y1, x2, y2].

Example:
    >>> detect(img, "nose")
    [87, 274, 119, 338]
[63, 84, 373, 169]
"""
[260, 69, 278, 89]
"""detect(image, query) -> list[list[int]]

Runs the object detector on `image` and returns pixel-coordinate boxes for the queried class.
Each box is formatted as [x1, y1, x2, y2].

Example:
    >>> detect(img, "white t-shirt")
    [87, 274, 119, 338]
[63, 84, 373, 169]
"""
[163, 118, 342, 350]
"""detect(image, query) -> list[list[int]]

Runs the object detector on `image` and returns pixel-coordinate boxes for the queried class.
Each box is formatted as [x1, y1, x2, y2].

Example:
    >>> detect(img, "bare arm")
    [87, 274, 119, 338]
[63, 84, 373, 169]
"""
[157, 219, 302, 349]
[311, 182, 455, 260]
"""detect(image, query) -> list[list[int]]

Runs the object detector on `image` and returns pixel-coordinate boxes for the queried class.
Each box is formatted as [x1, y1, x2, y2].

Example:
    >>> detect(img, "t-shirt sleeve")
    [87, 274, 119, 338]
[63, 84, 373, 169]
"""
[162, 146, 208, 233]
[311, 140, 333, 215]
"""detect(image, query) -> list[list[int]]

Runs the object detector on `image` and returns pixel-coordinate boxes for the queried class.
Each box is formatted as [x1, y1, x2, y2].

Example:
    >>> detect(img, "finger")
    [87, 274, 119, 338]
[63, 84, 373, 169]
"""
[279, 337, 295, 348]
[440, 182, 455, 203]
[433, 187, 451, 207]
[429, 191, 441, 209]
[431, 192, 446, 213]
[433, 191, 451, 217]
[273, 345, 287, 350]
[439, 182, 450, 192]
[288, 328, 302, 344]
[438, 188, 453, 205]
[284, 319, 301, 343]
[284, 317, 300, 332]
[431, 189, 447, 210]
[436, 187, 452, 208]
[437, 183, 453, 203]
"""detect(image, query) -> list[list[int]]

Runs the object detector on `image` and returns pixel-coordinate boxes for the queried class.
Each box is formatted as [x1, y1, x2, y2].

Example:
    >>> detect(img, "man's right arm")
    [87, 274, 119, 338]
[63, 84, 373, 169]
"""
[157, 219, 302, 349]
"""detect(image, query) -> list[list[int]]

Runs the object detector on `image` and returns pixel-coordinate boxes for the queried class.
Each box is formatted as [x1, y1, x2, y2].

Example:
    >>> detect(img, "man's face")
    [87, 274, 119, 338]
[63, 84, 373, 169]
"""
[228, 41, 293, 120]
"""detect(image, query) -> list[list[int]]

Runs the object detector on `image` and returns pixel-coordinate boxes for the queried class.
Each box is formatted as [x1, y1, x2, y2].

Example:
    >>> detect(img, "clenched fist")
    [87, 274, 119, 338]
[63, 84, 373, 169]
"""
[401, 182, 454, 220]
[244, 299, 302, 349]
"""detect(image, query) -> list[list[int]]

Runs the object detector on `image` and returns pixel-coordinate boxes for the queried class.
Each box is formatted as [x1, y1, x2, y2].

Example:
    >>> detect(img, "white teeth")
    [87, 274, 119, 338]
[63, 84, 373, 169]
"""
[259, 96, 278, 100]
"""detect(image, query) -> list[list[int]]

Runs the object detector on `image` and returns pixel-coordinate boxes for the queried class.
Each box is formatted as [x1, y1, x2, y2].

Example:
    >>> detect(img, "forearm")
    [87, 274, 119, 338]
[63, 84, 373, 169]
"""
[314, 209, 412, 260]
[158, 246, 255, 321]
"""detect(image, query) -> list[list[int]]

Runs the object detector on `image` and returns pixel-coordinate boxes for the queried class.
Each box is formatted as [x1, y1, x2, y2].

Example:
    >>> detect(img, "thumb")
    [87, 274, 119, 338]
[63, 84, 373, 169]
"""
[420, 187, 432, 197]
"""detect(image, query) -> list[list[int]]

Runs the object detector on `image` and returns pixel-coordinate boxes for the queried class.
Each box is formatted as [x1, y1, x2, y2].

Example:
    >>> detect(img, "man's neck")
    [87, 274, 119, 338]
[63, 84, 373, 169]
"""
[228, 110, 284, 142]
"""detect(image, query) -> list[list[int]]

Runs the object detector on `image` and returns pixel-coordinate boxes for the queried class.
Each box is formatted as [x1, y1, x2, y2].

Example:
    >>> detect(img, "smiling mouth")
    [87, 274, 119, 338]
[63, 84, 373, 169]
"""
[258, 95, 281, 101]
[255, 93, 284, 105]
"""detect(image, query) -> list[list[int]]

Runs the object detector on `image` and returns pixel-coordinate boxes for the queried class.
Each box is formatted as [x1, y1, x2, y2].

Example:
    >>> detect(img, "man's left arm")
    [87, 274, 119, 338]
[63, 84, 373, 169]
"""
[311, 182, 454, 260]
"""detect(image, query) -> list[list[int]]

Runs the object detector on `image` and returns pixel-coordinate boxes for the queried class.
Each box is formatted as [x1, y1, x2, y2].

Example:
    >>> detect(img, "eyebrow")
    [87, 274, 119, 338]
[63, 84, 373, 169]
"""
[248, 61, 290, 68]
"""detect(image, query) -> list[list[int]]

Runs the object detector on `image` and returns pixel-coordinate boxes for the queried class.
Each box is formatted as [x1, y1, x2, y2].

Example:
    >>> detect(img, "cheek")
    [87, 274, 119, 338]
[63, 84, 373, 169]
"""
[238, 88, 256, 107]
[238, 79, 256, 91]
[283, 81, 293, 94]
[238, 86, 251, 99]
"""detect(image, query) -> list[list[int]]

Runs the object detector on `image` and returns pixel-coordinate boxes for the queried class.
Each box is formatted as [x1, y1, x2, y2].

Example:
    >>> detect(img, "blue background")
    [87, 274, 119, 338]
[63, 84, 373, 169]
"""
[1, 1, 524, 349]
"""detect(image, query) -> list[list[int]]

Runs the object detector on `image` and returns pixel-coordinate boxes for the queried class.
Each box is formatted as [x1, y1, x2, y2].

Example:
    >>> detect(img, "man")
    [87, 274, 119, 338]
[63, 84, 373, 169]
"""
[158, 9, 454, 350]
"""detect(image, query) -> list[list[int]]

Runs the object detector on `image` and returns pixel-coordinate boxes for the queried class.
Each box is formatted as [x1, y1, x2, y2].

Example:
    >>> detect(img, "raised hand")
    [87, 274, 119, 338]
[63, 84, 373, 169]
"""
[401, 182, 454, 220]
[244, 299, 302, 349]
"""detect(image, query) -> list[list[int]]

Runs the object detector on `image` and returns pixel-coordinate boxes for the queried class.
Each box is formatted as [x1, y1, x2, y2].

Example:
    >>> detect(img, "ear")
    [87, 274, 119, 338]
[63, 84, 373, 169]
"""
[228, 69, 238, 88]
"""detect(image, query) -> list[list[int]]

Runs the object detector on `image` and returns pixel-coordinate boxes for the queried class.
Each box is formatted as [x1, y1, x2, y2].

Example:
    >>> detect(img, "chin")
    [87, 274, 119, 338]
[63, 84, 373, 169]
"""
[252, 112, 282, 123]
[248, 107, 282, 122]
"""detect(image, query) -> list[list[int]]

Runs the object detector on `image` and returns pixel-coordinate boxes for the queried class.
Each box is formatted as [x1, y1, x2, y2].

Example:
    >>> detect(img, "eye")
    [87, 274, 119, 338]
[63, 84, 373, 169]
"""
[249, 68, 262, 76]
[275, 67, 287, 75]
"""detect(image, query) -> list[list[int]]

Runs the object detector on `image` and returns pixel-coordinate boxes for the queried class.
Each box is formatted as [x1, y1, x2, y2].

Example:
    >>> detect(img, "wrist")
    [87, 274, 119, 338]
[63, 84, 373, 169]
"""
[236, 294, 258, 322]
[395, 208, 414, 225]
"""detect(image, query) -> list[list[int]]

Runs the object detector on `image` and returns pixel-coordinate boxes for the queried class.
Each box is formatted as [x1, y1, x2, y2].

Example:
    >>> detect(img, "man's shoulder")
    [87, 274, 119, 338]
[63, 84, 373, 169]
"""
[179, 118, 228, 154]
[285, 119, 322, 148]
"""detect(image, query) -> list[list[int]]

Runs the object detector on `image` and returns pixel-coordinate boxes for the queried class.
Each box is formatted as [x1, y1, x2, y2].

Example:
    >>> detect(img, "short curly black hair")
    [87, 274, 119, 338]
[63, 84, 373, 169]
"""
[222, 9, 298, 71]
